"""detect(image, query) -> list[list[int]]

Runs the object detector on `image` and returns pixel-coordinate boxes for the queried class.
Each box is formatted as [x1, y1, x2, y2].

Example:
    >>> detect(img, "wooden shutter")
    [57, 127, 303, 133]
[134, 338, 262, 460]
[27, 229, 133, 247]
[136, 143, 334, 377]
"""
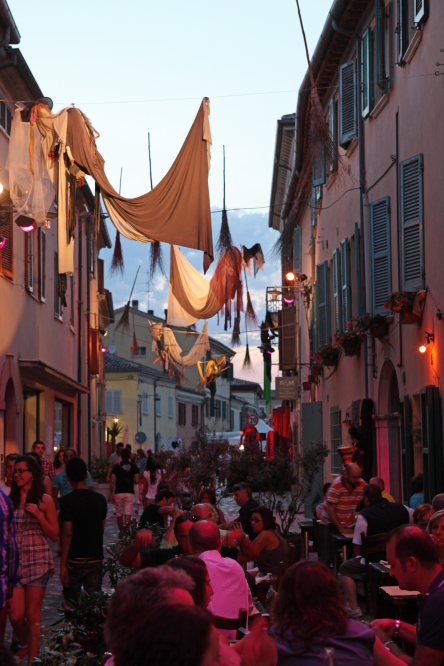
[316, 261, 331, 346]
[70, 275, 75, 326]
[90, 329, 100, 375]
[414, 0, 428, 26]
[362, 28, 373, 117]
[370, 197, 392, 314]
[396, 0, 408, 64]
[106, 390, 113, 414]
[293, 227, 302, 274]
[375, 0, 388, 93]
[54, 252, 62, 317]
[340, 239, 351, 330]
[354, 222, 361, 317]
[330, 406, 342, 473]
[156, 393, 161, 417]
[278, 306, 297, 370]
[114, 390, 123, 414]
[332, 249, 342, 332]
[400, 154, 424, 290]
[420, 386, 443, 502]
[26, 231, 34, 293]
[329, 98, 338, 172]
[310, 186, 317, 229]
[313, 148, 326, 187]
[98, 258, 104, 294]
[339, 60, 357, 148]
[0, 212, 13, 279]
[168, 395, 173, 418]
[39, 228, 46, 301]
[400, 395, 413, 504]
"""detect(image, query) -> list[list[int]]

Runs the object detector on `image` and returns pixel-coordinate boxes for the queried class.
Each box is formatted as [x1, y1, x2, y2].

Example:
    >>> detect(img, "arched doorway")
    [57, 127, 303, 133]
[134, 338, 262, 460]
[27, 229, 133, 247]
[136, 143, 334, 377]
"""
[377, 361, 401, 501]
[4, 379, 18, 457]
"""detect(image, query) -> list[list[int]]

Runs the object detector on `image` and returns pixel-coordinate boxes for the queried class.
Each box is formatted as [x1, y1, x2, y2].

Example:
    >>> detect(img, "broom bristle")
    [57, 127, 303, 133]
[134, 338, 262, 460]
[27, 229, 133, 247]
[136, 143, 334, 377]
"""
[110, 231, 124, 276]
[150, 241, 166, 278]
[169, 362, 184, 388]
[215, 209, 234, 259]
[131, 328, 139, 357]
[242, 343, 252, 371]
[245, 290, 259, 329]
[116, 301, 130, 332]
[231, 316, 241, 347]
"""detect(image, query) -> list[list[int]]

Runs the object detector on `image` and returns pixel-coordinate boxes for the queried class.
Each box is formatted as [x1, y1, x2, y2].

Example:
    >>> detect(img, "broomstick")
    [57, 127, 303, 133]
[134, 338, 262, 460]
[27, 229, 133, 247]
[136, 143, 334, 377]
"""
[242, 325, 252, 371]
[116, 265, 141, 333]
[215, 146, 234, 259]
[147, 132, 166, 278]
[243, 268, 259, 329]
[110, 167, 125, 276]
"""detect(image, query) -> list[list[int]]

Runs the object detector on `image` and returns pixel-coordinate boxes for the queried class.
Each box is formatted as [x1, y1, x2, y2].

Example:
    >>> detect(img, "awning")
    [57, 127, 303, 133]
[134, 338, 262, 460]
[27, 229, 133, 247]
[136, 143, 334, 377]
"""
[19, 360, 89, 397]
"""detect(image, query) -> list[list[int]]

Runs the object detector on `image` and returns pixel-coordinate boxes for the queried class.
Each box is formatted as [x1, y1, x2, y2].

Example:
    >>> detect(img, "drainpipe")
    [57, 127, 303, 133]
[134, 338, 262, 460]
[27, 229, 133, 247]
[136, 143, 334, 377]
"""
[153, 378, 158, 451]
[395, 110, 403, 372]
[332, 19, 369, 399]
[76, 226, 83, 454]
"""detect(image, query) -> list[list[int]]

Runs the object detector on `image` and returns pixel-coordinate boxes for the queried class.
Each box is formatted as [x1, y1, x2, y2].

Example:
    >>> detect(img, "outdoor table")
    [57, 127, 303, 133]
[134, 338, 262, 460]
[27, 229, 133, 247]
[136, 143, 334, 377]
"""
[299, 520, 314, 559]
[329, 532, 353, 576]
[369, 562, 397, 617]
[379, 586, 420, 624]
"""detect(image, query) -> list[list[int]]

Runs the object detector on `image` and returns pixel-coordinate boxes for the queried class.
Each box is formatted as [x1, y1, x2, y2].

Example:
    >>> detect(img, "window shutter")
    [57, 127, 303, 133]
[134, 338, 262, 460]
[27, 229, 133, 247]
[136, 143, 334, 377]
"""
[106, 390, 113, 414]
[168, 395, 173, 418]
[339, 60, 357, 148]
[26, 231, 34, 293]
[399, 395, 413, 503]
[329, 98, 338, 172]
[0, 210, 13, 279]
[156, 393, 161, 417]
[222, 401, 227, 420]
[370, 197, 391, 314]
[361, 28, 373, 117]
[375, 0, 388, 93]
[70, 275, 75, 326]
[210, 397, 215, 417]
[396, 0, 408, 64]
[400, 154, 424, 290]
[278, 306, 297, 370]
[340, 239, 351, 330]
[310, 186, 317, 229]
[316, 261, 331, 346]
[54, 252, 62, 318]
[39, 228, 46, 301]
[420, 386, 443, 502]
[143, 389, 148, 415]
[354, 222, 362, 317]
[330, 406, 342, 474]
[332, 249, 342, 333]
[115, 390, 123, 414]
[414, 0, 429, 26]
[293, 226, 302, 274]
[313, 147, 326, 187]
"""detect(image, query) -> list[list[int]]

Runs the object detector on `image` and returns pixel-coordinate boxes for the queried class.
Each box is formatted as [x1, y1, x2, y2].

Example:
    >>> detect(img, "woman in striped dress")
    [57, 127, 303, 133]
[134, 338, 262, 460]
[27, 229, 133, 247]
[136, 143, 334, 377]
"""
[8, 455, 59, 665]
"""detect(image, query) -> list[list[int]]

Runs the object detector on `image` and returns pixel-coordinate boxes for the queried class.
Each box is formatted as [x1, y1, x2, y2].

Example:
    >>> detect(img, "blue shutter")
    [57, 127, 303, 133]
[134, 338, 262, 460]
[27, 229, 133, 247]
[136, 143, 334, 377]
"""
[332, 249, 342, 332]
[340, 239, 351, 329]
[400, 154, 424, 291]
[375, 0, 388, 93]
[143, 389, 148, 415]
[414, 0, 429, 26]
[339, 60, 357, 147]
[370, 197, 392, 314]
[316, 261, 331, 345]
[396, 0, 408, 64]
[362, 28, 373, 117]
[329, 98, 338, 172]
[310, 186, 317, 229]
[354, 222, 362, 317]
[313, 149, 326, 187]
[156, 392, 161, 417]
[293, 226, 302, 274]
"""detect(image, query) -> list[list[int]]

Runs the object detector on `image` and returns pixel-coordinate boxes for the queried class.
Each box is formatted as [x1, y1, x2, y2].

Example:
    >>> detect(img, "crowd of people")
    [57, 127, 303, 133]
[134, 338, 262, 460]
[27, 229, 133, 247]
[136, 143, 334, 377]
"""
[0, 441, 444, 666]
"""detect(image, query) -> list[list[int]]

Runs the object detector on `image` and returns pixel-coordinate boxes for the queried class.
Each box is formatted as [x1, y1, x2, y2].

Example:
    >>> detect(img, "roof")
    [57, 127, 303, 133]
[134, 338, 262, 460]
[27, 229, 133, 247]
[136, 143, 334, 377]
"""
[0, 1, 20, 44]
[268, 113, 296, 230]
[104, 353, 169, 380]
[231, 377, 263, 397]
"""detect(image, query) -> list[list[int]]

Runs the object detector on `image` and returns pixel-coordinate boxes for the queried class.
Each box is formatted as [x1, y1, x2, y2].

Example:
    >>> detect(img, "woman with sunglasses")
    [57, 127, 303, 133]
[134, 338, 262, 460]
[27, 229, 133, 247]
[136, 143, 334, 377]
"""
[241, 506, 289, 576]
[8, 455, 59, 665]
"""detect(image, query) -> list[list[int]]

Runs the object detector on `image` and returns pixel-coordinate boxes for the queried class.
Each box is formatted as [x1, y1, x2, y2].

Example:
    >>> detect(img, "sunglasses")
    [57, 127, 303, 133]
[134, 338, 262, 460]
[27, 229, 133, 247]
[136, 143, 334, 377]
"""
[13, 468, 32, 476]
[175, 514, 200, 526]
[250, 517, 262, 523]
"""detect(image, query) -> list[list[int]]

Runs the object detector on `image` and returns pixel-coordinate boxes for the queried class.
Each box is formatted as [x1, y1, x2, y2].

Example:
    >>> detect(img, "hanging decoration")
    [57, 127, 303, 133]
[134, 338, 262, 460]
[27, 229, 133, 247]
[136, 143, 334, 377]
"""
[242, 334, 252, 371]
[131, 328, 140, 357]
[116, 266, 140, 333]
[242, 243, 265, 277]
[110, 230, 124, 276]
[197, 354, 230, 392]
[244, 269, 259, 329]
[215, 146, 235, 260]
[150, 240, 166, 279]
[231, 315, 241, 347]
[150, 321, 211, 384]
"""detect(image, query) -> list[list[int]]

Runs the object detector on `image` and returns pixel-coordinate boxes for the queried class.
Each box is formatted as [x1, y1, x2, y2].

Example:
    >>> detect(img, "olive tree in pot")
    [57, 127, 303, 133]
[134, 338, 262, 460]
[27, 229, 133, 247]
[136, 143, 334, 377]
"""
[90, 455, 110, 501]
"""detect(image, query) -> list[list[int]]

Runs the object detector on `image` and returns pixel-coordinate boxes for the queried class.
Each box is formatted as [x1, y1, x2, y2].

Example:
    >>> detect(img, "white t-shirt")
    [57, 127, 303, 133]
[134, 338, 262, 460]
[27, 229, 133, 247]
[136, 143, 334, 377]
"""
[143, 469, 164, 499]
[0, 483, 11, 496]
[199, 550, 249, 619]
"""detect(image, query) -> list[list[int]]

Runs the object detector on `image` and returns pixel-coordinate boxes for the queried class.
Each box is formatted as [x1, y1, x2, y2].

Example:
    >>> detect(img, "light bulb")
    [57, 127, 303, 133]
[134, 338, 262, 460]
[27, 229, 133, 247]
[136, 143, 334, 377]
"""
[419, 344, 427, 353]
[0, 183, 3, 194]
[286, 271, 296, 282]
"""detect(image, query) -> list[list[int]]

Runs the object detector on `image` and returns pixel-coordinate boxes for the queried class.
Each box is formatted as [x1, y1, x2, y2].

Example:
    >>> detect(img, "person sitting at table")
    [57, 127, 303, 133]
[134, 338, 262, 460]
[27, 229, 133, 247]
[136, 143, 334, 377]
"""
[371, 525, 444, 666]
[235, 506, 288, 576]
[413, 503, 434, 525]
[427, 510, 444, 564]
[270, 560, 393, 666]
[340, 483, 409, 618]
[369, 477, 395, 503]
[138, 489, 176, 528]
[220, 483, 259, 540]
[167, 556, 214, 608]
[319, 463, 366, 564]
[160, 504, 229, 548]
[316, 483, 331, 519]
[432, 494, 444, 512]
[409, 473, 424, 510]
[199, 487, 225, 524]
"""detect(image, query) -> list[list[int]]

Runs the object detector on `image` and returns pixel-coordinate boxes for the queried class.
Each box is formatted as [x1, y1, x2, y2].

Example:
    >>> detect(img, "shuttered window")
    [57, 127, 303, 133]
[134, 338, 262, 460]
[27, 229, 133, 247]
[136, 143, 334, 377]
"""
[70, 275, 75, 327]
[420, 385, 443, 502]
[375, 0, 388, 94]
[400, 154, 424, 290]
[222, 401, 227, 421]
[396, 0, 408, 64]
[329, 98, 338, 172]
[414, 0, 429, 26]
[332, 249, 342, 333]
[278, 306, 297, 370]
[215, 399, 221, 417]
[192, 405, 199, 426]
[0, 210, 13, 279]
[316, 261, 331, 346]
[106, 389, 123, 414]
[310, 186, 317, 229]
[313, 148, 326, 187]
[370, 197, 391, 314]
[340, 239, 351, 330]
[293, 227, 302, 274]
[143, 389, 148, 415]
[0, 102, 12, 136]
[339, 60, 357, 148]
[54, 252, 62, 319]
[400, 395, 413, 503]
[330, 406, 342, 474]
[26, 231, 34, 293]
[362, 28, 373, 117]
[39, 228, 46, 301]
[354, 222, 362, 317]
[168, 395, 173, 418]
[156, 392, 161, 417]
[178, 403, 186, 426]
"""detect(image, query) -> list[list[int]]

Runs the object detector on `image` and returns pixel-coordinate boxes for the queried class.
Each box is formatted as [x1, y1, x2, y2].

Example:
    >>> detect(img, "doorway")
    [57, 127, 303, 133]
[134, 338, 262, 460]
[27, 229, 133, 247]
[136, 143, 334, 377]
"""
[377, 361, 401, 501]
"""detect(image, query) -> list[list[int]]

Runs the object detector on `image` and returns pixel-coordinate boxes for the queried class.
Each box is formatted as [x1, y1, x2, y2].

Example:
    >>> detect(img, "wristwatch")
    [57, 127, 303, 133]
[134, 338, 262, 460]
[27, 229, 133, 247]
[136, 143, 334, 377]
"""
[393, 620, 400, 638]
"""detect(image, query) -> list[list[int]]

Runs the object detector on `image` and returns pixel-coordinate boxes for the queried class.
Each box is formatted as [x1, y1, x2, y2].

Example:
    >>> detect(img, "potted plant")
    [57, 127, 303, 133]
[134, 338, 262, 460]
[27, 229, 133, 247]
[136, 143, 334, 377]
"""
[90, 455, 111, 501]
[384, 291, 420, 325]
[311, 344, 339, 369]
[311, 365, 323, 377]
[333, 324, 361, 357]
[355, 312, 389, 339]
[108, 421, 124, 450]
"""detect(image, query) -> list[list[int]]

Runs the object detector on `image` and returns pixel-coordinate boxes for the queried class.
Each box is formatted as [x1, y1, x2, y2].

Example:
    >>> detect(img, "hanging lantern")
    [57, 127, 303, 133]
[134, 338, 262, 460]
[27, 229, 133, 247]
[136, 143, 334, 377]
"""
[15, 216, 37, 232]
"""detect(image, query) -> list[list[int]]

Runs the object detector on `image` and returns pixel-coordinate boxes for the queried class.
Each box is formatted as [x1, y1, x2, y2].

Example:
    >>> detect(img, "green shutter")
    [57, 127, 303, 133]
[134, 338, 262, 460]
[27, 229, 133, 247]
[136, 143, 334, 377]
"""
[313, 148, 326, 187]
[332, 249, 342, 332]
[354, 222, 362, 317]
[293, 226, 302, 274]
[362, 28, 373, 117]
[329, 98, 338, 172]
[310, 186, 317, 228]
[400, 395, 414, 504]
[414, 0, 429, 26]
[400, 154, 424, 291]
[339, 60, 357, 147]
[396, 0, 408, 64]
[375, 0, 388, 94]
[316, 261, 331, 346]
[370, 197, 392, 315]
[340, 239, 351, 329]
[420, 386, 443, 502]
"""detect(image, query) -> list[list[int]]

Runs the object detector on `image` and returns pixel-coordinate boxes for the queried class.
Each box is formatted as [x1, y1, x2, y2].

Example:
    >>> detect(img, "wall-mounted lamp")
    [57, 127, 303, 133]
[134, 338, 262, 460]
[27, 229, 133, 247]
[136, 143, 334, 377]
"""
[285, 271, 296, 282]
[419, 332, 434, 353]
[0, 235, 6, 249]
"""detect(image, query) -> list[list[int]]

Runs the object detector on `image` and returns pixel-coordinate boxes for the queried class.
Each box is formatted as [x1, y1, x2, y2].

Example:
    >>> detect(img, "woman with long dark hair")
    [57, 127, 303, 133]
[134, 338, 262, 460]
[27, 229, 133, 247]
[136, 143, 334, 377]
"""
[167, 556, 213, 608]
[143, 452, 164, 509]
[237, 506, 288, 576]
[53, 448, 65, 472]
[8, 455, 59, 665]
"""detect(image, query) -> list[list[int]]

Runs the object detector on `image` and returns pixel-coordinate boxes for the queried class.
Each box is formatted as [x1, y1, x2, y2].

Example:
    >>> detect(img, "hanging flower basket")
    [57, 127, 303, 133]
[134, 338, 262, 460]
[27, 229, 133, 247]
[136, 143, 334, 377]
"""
[333, 325, 361, 357]
[354, 313, 389, 339]
[302, 381, 311, 391]
[400, 310, 422, 326]
[370, 320, 389, 339]
[343, 340, 360, 357]
[311, 365, 323, 377]
[311, 345, 339, 368]
[384, 291, 416, 316]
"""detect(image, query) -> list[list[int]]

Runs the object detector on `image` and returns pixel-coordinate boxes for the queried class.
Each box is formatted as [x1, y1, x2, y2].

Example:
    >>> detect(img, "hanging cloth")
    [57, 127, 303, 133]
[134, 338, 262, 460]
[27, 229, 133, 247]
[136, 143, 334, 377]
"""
[149, 322, 210, 371]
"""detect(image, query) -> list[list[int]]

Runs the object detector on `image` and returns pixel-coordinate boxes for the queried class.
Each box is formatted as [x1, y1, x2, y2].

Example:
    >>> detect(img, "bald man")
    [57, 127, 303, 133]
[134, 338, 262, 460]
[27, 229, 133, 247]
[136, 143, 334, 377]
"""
[319, 463, 366, 564]
[189, 520, 250, 621]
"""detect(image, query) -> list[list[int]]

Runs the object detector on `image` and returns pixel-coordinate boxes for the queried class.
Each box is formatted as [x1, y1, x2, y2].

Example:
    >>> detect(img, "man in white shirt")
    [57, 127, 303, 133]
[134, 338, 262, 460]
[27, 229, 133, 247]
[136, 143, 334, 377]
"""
[189, 520, 249, 620]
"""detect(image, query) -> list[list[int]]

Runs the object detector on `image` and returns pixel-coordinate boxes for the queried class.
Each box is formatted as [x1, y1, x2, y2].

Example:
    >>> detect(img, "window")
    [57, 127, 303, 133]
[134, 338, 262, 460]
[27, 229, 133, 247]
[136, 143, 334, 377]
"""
[361, 28, 373, 117]
[39, 228, 46, 301]
[329, 98, 338, 172]
[316, 261, 331, 346]
[215, 400, 221, 418]
[339, 60, 357, 148]
[0, 102, 12, 136]
[396, 0, 409, 64]
[310, 186, 317, 230]
[230, 409, 234, 430]
[222, 401, 227, 421]
[89, 234, 95, 276]
[168, 395, 173, 418]
[370, 197, 391, 314]
[313, 150, 326, 187]
[414, 0, 429, 27]
[143, 389, 148, 415]
[330, 406, 342, 473]
[26, 231, 34, 293]
[54, 252, 62, 319]
[293, 227, 302, 274]
[178, 402, 186, 426]
[0, 204, 13, 279]
[340, 239, 351, 330]
[192, 404, 199, 426]
[400, 154, 424, 291]
[70, 275, 75, 327]
[98, 258, 104, 294]
[332, 249, 341, 333]
[106, 389, 122, 414]
[375, 0, 389, 94]
[134, 347, 146, 357]
[156, 392, 161, 417]
[354, 222, 362, 317]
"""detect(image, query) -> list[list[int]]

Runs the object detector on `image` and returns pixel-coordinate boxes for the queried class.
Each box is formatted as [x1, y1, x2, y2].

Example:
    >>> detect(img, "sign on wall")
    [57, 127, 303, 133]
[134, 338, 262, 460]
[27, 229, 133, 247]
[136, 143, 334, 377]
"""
[275, 377, 298, 400]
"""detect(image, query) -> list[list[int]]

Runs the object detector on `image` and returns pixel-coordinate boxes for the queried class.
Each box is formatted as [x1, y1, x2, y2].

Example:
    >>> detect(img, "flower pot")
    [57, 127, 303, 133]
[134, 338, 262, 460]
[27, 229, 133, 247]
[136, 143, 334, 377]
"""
[92, 482, 110, 501]
[401, 309, 422, 326]
[370, 321, 389, 339]
[311, 365, 323, 377]
[302, 381, 311, 391]
[323, 356, 337, 368]
[343, 341, 360, 357]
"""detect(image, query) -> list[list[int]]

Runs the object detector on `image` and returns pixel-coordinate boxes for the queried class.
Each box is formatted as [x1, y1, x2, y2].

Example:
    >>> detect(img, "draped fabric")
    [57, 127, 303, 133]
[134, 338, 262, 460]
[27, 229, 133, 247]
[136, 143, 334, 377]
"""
[168, 245, 243, 327]
[149, 322, 210, 376]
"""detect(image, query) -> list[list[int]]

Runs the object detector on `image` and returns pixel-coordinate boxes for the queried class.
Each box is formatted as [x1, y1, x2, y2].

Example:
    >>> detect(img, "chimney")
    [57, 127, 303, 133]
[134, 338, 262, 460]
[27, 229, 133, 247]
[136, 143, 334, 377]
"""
[164, 309, 168, 320]
[132, 300, 139, 310]
[148, 309, 154, 315]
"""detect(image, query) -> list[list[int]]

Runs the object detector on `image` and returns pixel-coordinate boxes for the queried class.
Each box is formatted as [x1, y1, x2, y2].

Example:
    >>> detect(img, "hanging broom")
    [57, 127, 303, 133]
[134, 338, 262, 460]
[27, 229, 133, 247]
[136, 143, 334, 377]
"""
[215, 146, 235, 259]
[242, 327, 252, 371]
[116, 266, 141, 333]
[109, 231, 124, 276]
[231, 315, 241, 347]
[131, 327, 139, 356]
[149, 240, 166, 278]
[244, 269, 259, 329]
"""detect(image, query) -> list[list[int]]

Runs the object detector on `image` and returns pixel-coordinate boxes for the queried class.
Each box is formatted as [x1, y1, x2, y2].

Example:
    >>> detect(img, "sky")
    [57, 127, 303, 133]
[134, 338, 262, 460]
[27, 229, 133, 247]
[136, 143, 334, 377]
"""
[10, 0, 334, 386]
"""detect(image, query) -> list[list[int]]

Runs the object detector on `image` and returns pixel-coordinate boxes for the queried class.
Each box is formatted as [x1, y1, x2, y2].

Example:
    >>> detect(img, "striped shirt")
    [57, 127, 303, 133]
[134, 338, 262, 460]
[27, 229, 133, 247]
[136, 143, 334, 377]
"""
[0, 489, 20, 608]
[320, 475, 366, 528]
[42, 458, 55, 481]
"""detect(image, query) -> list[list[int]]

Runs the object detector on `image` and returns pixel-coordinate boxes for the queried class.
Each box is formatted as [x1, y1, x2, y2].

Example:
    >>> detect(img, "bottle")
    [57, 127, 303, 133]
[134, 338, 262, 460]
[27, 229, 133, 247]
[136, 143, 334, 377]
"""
[323, 648, 336, 666]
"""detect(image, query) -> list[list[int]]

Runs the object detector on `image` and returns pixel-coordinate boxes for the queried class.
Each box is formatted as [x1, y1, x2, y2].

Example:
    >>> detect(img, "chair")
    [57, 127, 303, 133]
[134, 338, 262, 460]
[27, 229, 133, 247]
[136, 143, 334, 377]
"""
[312, 517, 321, 556]
[213, 608, 248, 639]
[288, 543, 296, 567]
[277, 560, 287, 591]
[361, 532, 387, 615]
